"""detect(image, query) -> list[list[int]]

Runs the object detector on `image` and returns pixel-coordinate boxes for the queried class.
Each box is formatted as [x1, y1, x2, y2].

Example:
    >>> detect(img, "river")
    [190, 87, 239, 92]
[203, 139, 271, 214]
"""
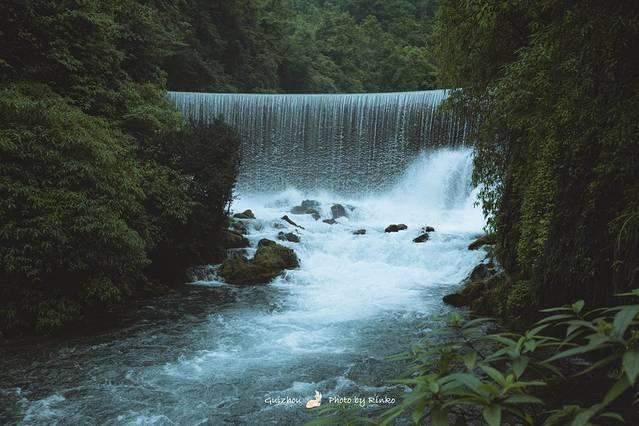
[0, 149, 485, 424]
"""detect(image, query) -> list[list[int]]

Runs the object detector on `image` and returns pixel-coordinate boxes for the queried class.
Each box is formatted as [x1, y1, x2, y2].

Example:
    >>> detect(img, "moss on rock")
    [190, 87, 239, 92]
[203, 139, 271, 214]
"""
[221, 229, 250, 249]
[219, 239, 299, 285]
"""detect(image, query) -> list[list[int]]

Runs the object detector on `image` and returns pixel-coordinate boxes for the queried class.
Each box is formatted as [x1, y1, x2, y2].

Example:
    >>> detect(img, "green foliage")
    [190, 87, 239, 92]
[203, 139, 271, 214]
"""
[282, 0, 439, 93]
[144, 119, 241, 284]
[434, 0, 639, 310]
[0, 86, 148, 332]
[0, 2, 242, 335]
[309, 294, 639, 425]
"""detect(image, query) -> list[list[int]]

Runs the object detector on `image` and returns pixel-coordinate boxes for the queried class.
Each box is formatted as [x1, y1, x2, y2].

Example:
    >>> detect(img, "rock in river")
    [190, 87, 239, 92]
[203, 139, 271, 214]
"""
[222, 229, 250, 249]
[468, 234, 496, 250]
[291, 200, 320, 215]
[219, 239, 299, 285]
[281, 215, 305, 229]
[278, 231, 300, 243]
[384, 224, 407, 233]
[233, 209, 256, 219]
[413, 233, 429, 243]
[331, 204, 348, 219]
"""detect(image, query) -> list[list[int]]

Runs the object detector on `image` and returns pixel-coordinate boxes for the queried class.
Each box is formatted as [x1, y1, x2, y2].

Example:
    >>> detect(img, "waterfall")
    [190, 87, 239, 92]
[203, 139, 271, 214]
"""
[168, 91, 469, 192]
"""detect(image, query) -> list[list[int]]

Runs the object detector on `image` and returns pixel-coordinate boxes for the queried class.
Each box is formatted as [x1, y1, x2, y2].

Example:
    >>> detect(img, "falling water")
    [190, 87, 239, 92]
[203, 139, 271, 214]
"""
[169, 91, 469, 191]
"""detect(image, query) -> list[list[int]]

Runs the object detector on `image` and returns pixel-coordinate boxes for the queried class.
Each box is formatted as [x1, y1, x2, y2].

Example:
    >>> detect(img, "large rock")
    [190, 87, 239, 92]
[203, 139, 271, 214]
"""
[222, 229, 250, 249]
[331, 204, 348, 219]
[323, 218, 337, 225]
[421, 226, 435, 233]
[278, 231, 300, 243]
[468, 234, 496, 250]
[385, 224, 408, 233]
[353, 229, 366, 235]
[219, 239, 299, 285]
[233, 209, 255, 219]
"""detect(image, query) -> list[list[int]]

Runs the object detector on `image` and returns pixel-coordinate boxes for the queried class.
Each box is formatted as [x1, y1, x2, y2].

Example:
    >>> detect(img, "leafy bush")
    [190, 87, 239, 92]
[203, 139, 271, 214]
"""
[0, 86, 148, 333]
[309, 291, 639, 425]
[143, 119, 241, 284]
[433, 0, 639, 311]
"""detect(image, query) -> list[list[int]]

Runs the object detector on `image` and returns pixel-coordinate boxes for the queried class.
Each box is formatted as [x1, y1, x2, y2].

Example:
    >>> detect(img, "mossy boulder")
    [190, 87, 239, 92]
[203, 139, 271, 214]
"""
[468, 234, 496, 250]
[219, 239, 299, 285]
[233, 209, 256, 219]
[222, 229, 250, 249]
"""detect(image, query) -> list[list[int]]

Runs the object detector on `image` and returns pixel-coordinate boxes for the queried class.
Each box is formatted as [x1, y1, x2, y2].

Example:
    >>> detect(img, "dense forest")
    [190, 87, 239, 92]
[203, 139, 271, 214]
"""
[434, 0, 639, 325]
[0, 0, 439, 335]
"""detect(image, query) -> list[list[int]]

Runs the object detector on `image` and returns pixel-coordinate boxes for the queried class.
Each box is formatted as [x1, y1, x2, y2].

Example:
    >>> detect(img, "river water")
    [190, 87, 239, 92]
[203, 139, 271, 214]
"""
[0, 149, 485, 425]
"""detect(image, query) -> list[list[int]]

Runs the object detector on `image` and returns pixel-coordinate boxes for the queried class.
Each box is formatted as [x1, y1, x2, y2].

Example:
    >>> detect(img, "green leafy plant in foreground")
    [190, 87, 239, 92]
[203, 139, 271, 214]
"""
[308, 290, 639, 425]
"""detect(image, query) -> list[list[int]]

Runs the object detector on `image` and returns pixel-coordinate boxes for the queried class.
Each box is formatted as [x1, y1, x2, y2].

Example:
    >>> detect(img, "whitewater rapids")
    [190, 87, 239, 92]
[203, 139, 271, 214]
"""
[0, 148, 485, 425]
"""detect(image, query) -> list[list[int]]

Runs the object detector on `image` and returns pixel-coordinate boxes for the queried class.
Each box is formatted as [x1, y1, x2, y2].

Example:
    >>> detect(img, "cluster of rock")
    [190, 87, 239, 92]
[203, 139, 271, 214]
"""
[289, 199, 352, 225]
[218, 209, 301, 286]
[382, 223, 435, 243]
[291, 200, 321, 220]
[443, 234, 502, 310]
[413, 225, 435, 243]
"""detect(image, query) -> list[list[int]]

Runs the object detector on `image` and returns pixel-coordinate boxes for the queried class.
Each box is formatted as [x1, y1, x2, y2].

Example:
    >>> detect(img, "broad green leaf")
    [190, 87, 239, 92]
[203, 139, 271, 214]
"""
[412, 398, 428, 424]
[463, 317, 495, 329]
[504, 394, 544, 405]
[612, 305, 639, 337]
[540, 306, 573, 313]
[480, 364, 506, 386]
[448, 373, 482, 392]
[622, 349, 639, 386]
[463, 351, 477, 371]
[599, 411, 625, 422]
[512, 356, 529, 379]
[575, 353, 619, 376]
[537, 314, 574, 324]
[545, 340, 609, 363]
[483, 404, 502, 426]
[572, 300, 585, 314]
[571, 403, 603, 426]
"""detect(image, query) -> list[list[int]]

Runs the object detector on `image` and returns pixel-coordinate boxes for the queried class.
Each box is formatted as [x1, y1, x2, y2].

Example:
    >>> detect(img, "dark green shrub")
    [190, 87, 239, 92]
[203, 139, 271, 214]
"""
[309, 291, 639, 425]
[0, 86, 148, 333]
